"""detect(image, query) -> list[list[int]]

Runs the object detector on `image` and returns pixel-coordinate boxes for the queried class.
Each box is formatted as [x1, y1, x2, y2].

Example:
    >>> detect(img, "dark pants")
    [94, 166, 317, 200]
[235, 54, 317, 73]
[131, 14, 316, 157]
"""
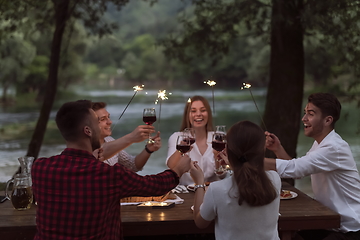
[299, 229, 360, 240]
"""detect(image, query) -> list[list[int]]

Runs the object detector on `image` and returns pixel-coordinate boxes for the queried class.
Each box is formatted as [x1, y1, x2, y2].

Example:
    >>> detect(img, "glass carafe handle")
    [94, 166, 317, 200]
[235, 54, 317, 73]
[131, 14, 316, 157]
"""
[5, 177, 14, 200]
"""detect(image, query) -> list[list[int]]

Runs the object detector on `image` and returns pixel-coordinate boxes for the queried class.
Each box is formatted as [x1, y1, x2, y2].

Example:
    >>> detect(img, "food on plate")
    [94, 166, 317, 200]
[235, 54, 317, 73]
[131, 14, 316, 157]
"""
[280, 190, 292, 198]
[120, 191, 176, 203]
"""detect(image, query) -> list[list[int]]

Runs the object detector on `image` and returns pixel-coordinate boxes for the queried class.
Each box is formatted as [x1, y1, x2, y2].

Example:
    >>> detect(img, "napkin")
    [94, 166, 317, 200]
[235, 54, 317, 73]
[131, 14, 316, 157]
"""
[171, 184, 189, 193]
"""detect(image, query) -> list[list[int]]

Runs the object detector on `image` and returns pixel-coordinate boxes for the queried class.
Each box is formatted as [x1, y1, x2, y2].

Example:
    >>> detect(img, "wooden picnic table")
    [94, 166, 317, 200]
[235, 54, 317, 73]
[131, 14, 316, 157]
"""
[0, 182, 340, 240]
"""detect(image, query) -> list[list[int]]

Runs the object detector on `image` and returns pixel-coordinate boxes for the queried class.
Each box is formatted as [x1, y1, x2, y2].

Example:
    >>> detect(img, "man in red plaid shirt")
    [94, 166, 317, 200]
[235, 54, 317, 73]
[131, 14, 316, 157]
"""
[32, 100, 190, 240]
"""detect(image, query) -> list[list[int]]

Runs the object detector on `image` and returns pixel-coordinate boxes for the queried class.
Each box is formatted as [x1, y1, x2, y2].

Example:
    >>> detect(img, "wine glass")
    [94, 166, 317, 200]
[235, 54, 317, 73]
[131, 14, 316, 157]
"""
[212, 125, 227, 174]
[143, 108, 157, 143]
[215, 125, 226, 135]
[176, 135, 191, 156]
[183, 128, 196, 145]
[212, 126, 226, 152]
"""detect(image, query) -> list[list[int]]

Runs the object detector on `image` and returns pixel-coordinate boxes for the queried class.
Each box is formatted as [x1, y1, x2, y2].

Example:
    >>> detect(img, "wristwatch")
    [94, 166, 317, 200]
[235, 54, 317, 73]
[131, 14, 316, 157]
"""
[194, 184, 205, 191]
[145, 145, 154, 154]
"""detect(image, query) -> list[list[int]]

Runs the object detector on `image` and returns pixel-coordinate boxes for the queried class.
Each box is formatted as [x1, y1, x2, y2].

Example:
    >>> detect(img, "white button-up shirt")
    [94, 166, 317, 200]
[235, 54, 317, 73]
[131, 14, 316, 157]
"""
[276, 130, 360, 232]
[167, 131, 220, 185]
[103, 136, 140, 172]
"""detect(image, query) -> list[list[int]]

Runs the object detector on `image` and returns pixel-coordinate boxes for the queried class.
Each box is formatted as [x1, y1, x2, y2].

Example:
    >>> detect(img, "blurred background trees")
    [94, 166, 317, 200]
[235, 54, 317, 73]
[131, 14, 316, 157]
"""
[2, 0, 358, 97]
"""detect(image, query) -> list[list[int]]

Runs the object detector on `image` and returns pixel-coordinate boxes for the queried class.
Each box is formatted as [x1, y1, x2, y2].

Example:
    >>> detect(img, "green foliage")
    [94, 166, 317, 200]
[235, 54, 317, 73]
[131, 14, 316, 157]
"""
[158, 0, 360, 93]
[81, 1, 272, 89]
[160, 0, 270, 61]
[121, 34, 168, 83]
[18, 55, 49, 95]
[1, 0, 360, 95]
[301, 1, 360, 92]
[85, 36, 125, 68]
[0, 34, 36, 101]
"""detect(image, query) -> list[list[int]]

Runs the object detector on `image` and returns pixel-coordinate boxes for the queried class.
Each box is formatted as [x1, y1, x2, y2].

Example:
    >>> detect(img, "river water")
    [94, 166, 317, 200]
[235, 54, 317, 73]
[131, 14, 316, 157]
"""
[1, 89, 359, 196]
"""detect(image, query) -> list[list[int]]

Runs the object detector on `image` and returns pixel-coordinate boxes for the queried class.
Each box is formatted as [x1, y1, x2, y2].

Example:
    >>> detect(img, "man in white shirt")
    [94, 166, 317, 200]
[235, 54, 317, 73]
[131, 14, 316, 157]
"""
[265, 93, 360, 240]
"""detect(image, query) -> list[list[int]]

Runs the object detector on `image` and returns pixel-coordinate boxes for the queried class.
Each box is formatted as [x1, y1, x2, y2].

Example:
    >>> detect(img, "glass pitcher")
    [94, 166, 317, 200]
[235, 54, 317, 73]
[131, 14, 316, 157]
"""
[17, 156, 34, 185]
[5, 173, 33, 210]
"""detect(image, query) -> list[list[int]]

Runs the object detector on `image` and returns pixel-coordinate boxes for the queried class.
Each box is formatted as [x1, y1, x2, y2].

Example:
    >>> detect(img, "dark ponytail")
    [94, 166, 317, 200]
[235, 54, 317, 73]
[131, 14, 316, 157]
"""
[227, 121, 277, 206]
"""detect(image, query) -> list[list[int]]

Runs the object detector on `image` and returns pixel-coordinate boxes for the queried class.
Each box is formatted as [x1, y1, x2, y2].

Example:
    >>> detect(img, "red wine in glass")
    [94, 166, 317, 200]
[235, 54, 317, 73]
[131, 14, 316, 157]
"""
[176, 135, 190, 156]
[212, 132, 226, 151]
[176, 144, 191, 154]
[183, 128, 195, 145]
[183, 137, 195, 145]
[212, 141, 226, 152]
[143, 108, 156, 143]
[143, 116, 157, 125]
[214, 134, 225, 142]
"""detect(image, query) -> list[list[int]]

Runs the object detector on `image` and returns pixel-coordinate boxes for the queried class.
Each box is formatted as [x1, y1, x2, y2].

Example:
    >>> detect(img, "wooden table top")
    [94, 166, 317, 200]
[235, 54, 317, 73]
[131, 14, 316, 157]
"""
[278, 183, 340, 231]
[0, 182, 340, 239]
[120, 182, 340, 236]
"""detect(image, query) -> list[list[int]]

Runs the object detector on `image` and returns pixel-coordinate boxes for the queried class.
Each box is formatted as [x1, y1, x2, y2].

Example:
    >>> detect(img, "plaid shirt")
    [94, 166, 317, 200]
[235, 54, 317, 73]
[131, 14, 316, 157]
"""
[32, 148, 179, 240]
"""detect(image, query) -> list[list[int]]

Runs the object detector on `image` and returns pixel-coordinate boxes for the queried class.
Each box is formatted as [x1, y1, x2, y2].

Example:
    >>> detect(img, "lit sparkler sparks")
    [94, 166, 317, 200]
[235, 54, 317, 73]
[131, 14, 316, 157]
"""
[204, 79, 216, 114]
[241, 82, 267, 130]
[204, 80, 216, 87]
[155, 90, 169, 103]
[240, 83, 251, 90]
[133, 85, 144, 91]
[155, 90, 171, 130]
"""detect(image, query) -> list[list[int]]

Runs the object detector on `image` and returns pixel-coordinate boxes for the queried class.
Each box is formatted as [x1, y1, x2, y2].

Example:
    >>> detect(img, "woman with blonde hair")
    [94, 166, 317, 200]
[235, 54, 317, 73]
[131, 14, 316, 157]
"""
[190, 120, 281, 240]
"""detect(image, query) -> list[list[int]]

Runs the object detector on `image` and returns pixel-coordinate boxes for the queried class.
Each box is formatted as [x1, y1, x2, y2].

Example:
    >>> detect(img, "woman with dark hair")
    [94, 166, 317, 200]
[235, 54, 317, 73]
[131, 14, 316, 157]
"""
[190, 121, 281, 240]
[166, 95, 225, 185]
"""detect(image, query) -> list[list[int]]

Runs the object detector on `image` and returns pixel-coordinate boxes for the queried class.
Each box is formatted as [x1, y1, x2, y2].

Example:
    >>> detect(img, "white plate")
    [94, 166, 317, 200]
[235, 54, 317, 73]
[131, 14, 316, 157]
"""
[280, 190, 298, 200]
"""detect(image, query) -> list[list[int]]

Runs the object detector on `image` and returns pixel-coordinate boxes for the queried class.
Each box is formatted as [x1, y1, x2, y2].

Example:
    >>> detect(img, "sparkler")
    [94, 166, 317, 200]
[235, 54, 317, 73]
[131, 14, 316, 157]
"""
[187, 98, 195, 128]
[241, 83, 267, 130]
[111, 85, 144, 131]
[155, 90, 171, 130]
[118, 85, 144, 120]
[204, 79, 216, 114]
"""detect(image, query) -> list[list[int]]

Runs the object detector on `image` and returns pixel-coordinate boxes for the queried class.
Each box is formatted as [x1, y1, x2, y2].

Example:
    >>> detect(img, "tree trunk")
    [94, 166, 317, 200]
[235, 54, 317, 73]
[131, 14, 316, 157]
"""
[1, 83, 8, 103]
[264, 0, 304, 158]
[26, 0, 70, 159]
